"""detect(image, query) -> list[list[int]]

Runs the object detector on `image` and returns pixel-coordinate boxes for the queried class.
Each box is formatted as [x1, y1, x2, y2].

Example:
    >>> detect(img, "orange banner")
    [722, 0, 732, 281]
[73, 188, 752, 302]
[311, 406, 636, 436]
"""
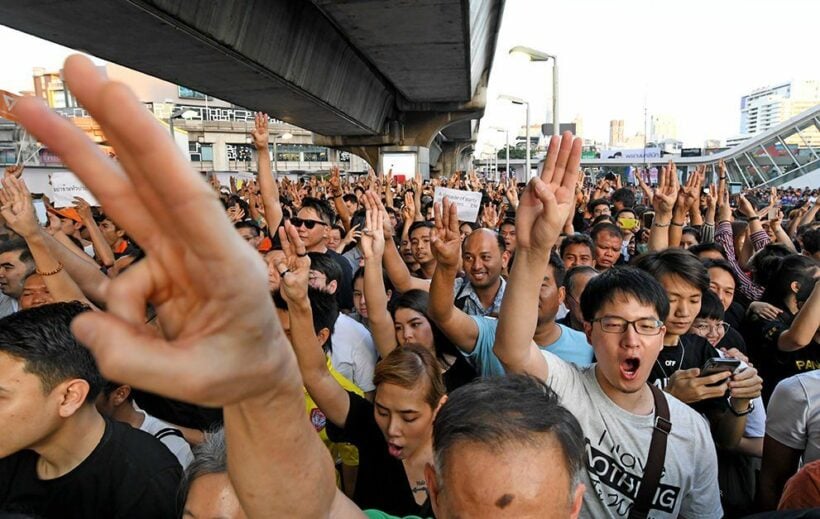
[0, 89, 20, 121]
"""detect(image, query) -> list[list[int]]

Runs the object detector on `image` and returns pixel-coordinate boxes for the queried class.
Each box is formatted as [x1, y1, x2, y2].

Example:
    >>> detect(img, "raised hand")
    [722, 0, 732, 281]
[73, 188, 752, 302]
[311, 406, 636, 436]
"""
[505, 182, 519, 210]
[430, 197, 462, 269]
[11, 54, 286, 407]
[73, 196, 94, 221]
[0, 176, 40, 238]
[676, 166, 702, 212]
[737, 194, 756, 219]
[515, 131, 582, 255]
[481, 202, 499, 229]
[360, 191, 386, 260]
[250, 112, 269, 151]
[275, 222, 311, 305]
[4, 164, 23, 179]
[652, 160, 679, 215]
[402, 190, 416, 222]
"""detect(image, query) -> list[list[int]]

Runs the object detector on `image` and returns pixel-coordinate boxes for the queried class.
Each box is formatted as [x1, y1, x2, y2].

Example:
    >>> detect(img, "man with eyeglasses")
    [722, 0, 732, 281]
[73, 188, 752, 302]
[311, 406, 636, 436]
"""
[493, 133, 722, 517]
[293, 197, 354, 311]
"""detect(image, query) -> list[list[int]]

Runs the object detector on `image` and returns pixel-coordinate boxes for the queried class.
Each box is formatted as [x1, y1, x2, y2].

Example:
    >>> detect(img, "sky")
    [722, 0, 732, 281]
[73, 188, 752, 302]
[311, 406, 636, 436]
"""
[1, 0, 818, 153]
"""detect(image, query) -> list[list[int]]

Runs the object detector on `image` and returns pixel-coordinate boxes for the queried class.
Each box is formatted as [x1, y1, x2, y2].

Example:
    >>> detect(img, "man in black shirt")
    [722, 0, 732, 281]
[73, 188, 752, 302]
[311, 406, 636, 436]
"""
[0, 302, 181, 518]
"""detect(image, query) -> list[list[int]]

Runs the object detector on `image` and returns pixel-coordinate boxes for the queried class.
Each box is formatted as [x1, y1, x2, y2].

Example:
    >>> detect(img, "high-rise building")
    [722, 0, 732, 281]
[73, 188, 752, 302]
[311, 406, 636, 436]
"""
[650, 114, 677, 142]
[739, 80, 820, 146]
[609, 119, 624, 147]
[572, 114, 584, 139]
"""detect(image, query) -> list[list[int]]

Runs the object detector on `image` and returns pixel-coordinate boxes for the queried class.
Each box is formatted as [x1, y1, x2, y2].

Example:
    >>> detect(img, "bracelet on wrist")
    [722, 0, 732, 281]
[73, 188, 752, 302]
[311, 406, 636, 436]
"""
[728, 397, 754, 416]
[37, 263, 64, 277]
[671, 221, 685, 227]
[652, 221, 670, 228]
[748, 216, 760, 221]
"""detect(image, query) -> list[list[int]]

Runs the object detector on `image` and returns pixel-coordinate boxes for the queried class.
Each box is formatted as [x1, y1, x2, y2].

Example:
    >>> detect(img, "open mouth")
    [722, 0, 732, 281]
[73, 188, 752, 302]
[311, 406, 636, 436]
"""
[387, 442, 404, 458]
[620, 357, 640, 380]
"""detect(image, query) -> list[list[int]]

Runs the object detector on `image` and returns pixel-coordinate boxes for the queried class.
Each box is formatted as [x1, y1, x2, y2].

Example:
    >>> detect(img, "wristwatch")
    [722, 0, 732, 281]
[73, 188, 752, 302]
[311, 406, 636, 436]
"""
[728, 397, 754, 416]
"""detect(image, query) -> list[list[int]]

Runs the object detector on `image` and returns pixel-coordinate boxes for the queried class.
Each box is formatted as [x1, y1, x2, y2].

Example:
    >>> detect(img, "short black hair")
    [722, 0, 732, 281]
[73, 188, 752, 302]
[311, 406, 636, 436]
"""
[433, 375, 584, 490]
[748, 243, 795, 286]
[499, 218, 516, 229]
[615, 208, 637, 219]
[342, 193, 358, 205]
[588, 198, 610, 213]
[682, 226, 701, 242]
[689, 242, 727, 259]
[564, 265, 598, 294]
[408, 220, 434, 239]
[633, 248, 710, 293]
[353, 265, 394, 294]
[590, 222, 623, 241]
[560, 233, 595, 258]
[221, 195, 250, 218]
[548, 251, 566, 288]
[0, 302, 102, 402]
[800, 227, 820, 254]
[698, 290, 725, 321]
[580, 267, 670, 322]
[273, 287, 339, 349]
[702, 258, 739, 290]
[462, 229, 506, 255]
[307, 252, 343, 285]
[611, 188, 635, 208]
[299, 197, 334, 225]
[0, 237, 34, 266]
[234, 220, 261, 237]
[762, 255, 818, 307]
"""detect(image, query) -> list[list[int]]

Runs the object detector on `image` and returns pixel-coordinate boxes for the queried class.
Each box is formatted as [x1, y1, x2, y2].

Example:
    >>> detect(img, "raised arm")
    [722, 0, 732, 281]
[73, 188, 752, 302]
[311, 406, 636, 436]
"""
[778, 281, 820, 352]
[12, 55, 337, 518]
[360, 191, 399, 359]
[0, 177, 90, 305]
[382, 202, 430, 293]
[669, 166, 700, 248]
[428, 198, 480, 351]
[251, 113, 283, 231]
[277, 223, 351, 427]
[74, 196, 115, 268]
[648, 161, 679, 251]
[329, 165, 352, 232]
[494, 132, 582, 381]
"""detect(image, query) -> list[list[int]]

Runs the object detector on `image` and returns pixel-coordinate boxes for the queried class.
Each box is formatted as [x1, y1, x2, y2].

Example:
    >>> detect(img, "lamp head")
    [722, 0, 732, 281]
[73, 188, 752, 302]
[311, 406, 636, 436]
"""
[509, 46, 553, 62]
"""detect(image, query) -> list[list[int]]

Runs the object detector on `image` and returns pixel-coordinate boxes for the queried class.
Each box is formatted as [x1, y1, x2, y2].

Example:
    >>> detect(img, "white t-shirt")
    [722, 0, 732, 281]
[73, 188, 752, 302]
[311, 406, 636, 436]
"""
[138, 410, 194, 469]
[766, 370, 820, 464]
[544, 351, 723, 518]
[330, 314, 377, 392]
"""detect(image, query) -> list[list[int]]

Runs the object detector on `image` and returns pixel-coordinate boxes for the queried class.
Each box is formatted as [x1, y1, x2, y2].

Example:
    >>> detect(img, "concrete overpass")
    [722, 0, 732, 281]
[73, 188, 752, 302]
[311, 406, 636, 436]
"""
[0, 0, 505, 173]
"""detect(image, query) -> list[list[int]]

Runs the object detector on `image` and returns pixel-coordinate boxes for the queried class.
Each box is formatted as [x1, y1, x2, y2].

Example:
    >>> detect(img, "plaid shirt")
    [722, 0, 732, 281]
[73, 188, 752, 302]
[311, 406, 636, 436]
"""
[452, 276, 506, 317]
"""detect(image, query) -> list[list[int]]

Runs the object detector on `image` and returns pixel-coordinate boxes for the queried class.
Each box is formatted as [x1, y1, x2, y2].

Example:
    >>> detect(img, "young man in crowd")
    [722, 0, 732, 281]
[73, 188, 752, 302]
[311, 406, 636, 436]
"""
[499, 217, 517, 253]
[559, 232, 596, 270]
[0, 302, 182, 517]
[307, 251, 377, 398]
[493, 133, 723, 518]
[294, 197, 354, 310]
[558, 265, 599, 332]
[0, 238, 35, 317]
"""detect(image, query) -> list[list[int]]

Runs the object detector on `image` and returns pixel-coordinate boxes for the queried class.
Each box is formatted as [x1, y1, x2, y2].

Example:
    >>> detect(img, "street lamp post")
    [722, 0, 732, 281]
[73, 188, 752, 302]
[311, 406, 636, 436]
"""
[272, 132, 293, 173]
[509, 46, 558, 138]
[499, 95, 531, 178]
[490, 126, 510, 180]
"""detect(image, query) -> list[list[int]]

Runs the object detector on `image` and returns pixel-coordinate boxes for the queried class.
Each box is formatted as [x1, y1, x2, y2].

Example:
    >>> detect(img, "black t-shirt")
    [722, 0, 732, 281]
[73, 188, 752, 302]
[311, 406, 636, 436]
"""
[724, 301, 746, 331]
[325, 248, 354, 311]
[326, 392, 432, 518]
[131, 389, 222, 431]
[649, 334, 726, 415]
[743, 310, 820, 403]
[0, 419, 182, 518]
[717, 326, 747, 354]
[442, 353, 477, 393]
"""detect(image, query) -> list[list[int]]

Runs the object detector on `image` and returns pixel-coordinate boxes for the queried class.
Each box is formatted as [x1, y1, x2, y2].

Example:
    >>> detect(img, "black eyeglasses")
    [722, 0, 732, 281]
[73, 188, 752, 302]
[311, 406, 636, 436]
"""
[291, 217, 327, 230]
[590, 316, 664, 336]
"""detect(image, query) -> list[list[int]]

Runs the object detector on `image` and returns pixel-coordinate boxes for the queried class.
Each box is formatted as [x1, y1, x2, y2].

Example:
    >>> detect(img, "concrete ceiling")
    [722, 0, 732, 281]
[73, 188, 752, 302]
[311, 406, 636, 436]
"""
[0, 0, 503, 139]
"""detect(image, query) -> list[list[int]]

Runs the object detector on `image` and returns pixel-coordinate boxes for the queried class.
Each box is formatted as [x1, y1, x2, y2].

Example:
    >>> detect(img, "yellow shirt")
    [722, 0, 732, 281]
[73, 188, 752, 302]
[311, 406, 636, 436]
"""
[305, 356, 362, 466]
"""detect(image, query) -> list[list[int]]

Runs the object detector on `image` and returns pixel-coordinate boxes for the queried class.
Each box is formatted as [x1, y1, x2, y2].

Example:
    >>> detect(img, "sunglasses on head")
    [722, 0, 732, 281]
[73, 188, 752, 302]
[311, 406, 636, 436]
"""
[291, 217, 327, 230]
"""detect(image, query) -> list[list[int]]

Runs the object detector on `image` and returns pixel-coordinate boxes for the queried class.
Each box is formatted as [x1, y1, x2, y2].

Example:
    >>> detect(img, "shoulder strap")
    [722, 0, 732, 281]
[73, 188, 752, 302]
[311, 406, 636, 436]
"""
[154, 427, 185, 441]
[628, 384, 671, 519]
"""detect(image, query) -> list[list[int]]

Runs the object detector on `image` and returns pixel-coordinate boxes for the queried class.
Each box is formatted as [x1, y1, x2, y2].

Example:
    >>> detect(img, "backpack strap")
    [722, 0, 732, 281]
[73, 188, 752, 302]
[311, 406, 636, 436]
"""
[154, 427, 185, 441]
[628, 384, 672, 519]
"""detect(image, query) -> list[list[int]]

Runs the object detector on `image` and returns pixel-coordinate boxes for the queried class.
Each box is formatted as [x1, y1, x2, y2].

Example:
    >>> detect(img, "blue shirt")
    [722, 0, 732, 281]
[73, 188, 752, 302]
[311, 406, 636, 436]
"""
[463, 316, 594, 376]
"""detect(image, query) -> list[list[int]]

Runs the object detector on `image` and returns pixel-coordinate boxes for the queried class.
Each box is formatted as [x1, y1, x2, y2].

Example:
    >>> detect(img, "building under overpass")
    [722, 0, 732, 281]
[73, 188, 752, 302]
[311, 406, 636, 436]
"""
[0, 0, 506, 177]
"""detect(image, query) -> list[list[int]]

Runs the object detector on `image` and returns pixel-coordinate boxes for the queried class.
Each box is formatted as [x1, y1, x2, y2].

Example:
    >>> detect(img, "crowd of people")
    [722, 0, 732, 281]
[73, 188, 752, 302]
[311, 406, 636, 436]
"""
[0, 54, 818, 518]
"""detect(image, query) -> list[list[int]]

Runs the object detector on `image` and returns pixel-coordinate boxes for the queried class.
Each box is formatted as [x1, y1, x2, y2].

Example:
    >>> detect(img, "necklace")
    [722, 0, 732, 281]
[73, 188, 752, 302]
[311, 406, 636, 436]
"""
[655, 339, 686, 380]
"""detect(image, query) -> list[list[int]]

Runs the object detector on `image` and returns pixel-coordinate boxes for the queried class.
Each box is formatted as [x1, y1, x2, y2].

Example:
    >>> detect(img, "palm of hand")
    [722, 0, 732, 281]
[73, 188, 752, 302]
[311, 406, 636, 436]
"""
[432, 227, 460, 266]
[280, 256, 310, 302]
[516, 183, 570, 251]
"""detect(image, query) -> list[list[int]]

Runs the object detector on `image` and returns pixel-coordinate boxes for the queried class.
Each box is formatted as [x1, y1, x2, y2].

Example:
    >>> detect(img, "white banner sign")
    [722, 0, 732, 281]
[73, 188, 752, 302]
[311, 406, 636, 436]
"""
[433, 187, 482, 223]
[50, 172, 100, 208]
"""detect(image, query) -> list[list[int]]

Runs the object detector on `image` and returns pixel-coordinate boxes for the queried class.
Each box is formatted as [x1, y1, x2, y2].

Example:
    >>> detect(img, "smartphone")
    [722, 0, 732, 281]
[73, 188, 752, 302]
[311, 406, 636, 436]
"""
[642, 211, 655, 229]
[700, 358, 741, 378]
[32, 199, 48, 226]
[618, 217, 640, 231]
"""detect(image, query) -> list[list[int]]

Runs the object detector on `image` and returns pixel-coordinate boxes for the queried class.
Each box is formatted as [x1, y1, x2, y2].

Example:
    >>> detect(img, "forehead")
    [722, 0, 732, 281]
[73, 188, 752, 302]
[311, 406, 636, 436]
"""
[410, 227, 431, 239]
[0, 352, 40, 391]
[297, 207, 321, 220]
[659, 273, 701, 296]
[563, 242, 591, 255]
[595, 233, 621, 245]
[375, 381, 428, 410]
[708, 267, 735, 286]
[595, 292, 659, 319]
[394, 307, 426, 323]
[23, 275, 47, 289]
[618, 211, 636, 218]
[0, 251, 23, 264]
[441, 439, 571, 517]
[464, 232, 500, 255]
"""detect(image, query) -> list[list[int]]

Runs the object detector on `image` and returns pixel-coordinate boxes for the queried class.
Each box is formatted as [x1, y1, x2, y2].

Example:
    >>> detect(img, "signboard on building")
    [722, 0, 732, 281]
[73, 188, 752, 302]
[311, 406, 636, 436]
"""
[681, 148, 702, 157]
[598, 148, 662, 160]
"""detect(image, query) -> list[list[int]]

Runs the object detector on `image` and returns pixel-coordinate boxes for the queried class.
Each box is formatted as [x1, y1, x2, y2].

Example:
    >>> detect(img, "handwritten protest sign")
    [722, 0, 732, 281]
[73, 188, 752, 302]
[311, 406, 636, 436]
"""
[50, 172, 100, 208]
[433, 187, 482, 223]
[0, 90, 20, 121]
